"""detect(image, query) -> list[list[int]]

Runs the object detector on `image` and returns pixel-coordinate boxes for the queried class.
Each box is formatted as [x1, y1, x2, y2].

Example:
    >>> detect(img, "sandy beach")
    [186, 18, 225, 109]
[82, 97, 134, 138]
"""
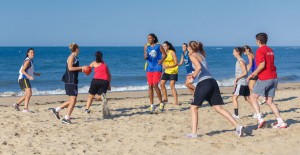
[0, 83, 300, 155]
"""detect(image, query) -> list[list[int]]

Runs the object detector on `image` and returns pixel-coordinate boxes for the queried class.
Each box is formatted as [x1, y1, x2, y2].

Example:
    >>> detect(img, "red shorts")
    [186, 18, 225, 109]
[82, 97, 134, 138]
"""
[146, 72, 162, 85]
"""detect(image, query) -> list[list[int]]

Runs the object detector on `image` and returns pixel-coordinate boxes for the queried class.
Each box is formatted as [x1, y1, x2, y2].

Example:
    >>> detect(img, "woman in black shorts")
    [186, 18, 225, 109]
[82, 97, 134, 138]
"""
[186, 41, 244, 138]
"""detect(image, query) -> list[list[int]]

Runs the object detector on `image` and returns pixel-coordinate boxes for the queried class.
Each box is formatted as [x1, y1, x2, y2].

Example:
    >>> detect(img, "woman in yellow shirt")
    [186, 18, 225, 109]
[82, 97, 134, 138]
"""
[161, 41, 179, 106]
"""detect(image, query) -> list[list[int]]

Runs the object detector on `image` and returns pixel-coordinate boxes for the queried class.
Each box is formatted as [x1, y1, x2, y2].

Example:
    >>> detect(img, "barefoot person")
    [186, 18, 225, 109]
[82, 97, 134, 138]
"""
[13, 48, 41, 112]
[247, 33, 287, 128]
[84, 51, 111, 118]
[178, 43, 195, 96]
[50, 43, 87, 124]
[144, 33, 166, 113]
[161, 41, 179, 105]
[232, 47, 251, 119]
[186, 41, 243, 138]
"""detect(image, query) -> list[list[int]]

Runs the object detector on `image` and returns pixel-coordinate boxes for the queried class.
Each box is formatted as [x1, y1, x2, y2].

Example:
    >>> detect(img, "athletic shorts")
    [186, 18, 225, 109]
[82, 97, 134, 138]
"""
[249, 75, 258, 81]
[89, 79, 109, 95]
[146, 72, 162, 85]
[161, 73, 178, 81]
[18, 78, 31, 90]
[233, 84, 250, 96]
[253, 78, 278, 97]
[65, 84, 78, 96]
[192, 78, 224, 106]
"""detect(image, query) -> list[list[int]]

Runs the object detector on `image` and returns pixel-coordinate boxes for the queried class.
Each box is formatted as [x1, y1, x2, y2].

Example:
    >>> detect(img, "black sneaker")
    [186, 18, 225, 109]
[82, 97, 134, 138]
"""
[62, 118, 71, 124]
[50, 108, 60, 120]
[84, 109, 91, 114]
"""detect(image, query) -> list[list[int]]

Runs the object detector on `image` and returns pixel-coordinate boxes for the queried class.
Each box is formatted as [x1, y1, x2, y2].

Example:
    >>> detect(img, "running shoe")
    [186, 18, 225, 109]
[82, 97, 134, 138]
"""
[149, 105, 155, 114]
[185, 133, 198, 138]
[272, 121, 288, 129]
[159, 103, 165, 111]
[84, 109, 91, 114]
[50, 108, 60, 119]
[22, 109, 31, 113]
[62, 118, 71, 124]
[252, 112, 263, 119]
[257, 119, 266, 128]
[13, 103, 20, 111]
[236, 126, 244, 137]
[232, 114, 240, 119]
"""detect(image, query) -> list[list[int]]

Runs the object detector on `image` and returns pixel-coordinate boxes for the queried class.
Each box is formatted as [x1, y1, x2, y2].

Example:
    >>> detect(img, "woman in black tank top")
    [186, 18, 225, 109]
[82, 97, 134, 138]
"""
[50, 43, 88, 124]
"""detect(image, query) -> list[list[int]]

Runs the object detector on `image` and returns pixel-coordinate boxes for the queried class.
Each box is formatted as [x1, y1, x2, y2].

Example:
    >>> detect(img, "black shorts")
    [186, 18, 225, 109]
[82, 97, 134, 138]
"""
[233, 84, 250, 96]
[249, 75, 258, 81]
[89, 79, 109, 95]
[161, 73, 178, 81]
[18, 78, 31, 90]
[65, 84, 78, 96]
[192, 78, 224, 106]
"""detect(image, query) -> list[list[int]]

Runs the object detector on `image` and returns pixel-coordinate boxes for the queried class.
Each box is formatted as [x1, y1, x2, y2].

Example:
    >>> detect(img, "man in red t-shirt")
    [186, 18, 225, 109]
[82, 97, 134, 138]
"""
[247, 33, 287, 129]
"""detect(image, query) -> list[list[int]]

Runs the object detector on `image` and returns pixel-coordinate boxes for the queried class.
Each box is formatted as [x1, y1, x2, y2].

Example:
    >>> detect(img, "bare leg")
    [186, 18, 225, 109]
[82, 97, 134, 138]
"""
[265, 97, 282, 118]
[250, 93, 261, 114]
[86, 94, 95, 109]
[213, 105, 239, 127]
[244, 96, 252, 105]
[153, 84, 162, 103]
[232, 95, 239, 109]
[190, 105, 199, 134]
[170, 80, 178, 105]
[148, 85, 154, 105]
[24, 88, 32, 109]
[185, 77, 195, 96]
[59, 101, 70, 109]
[16, 95, 26, 105]
[66, 96, 77, 117]
[160, 80, 168, 102]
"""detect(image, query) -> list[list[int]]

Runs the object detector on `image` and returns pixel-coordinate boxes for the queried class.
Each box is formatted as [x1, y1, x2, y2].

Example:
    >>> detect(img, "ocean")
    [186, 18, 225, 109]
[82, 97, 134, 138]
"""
[0, 46, 299, 97]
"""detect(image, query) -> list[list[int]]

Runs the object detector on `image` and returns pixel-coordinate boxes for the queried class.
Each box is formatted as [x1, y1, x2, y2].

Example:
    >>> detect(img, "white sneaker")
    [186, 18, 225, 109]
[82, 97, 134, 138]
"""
[232, 114, 240, 119]
[272, 121, 287, 129]
[185, 133, 198, 138]
[252, 112, 263, 119]
[22, 109, 31, 113]
[236, 126, 244, 137]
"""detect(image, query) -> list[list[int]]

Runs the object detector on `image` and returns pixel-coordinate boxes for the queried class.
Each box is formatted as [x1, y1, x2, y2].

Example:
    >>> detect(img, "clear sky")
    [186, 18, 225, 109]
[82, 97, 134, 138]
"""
[0, 0, 299, 46]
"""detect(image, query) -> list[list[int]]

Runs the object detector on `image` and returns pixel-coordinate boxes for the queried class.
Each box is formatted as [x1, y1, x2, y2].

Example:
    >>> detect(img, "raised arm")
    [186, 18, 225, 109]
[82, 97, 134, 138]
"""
[178, 53, 184, 66]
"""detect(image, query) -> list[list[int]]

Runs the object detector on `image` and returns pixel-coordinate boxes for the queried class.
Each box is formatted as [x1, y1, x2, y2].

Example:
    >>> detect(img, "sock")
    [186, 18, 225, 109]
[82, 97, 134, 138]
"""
[277, 117, 284, 124]
[234, 109, 239, 116]
[64, 115, 70, 120]
[55, 107, 61, 112]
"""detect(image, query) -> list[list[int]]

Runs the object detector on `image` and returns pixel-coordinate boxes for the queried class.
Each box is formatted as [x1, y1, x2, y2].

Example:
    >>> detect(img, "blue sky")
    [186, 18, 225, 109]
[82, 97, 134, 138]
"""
[0, 0, 299, 46]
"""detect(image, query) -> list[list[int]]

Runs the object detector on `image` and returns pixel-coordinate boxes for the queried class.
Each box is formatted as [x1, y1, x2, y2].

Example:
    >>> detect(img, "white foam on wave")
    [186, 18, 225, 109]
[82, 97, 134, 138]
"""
[0, 78, 235, 97]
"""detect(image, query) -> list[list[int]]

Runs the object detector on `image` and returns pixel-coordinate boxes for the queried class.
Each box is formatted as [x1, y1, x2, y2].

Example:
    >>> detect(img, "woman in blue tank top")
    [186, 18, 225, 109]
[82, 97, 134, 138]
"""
[178, 43, 195, 96]
[186, 41, 244, 138]
[144, 33, 166, 113]
[243, 45, 257, 91]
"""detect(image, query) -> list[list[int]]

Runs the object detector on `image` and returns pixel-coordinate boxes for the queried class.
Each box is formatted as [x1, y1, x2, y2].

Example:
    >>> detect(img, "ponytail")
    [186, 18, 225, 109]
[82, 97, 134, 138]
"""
[69, 43, 79, 52]
[198, 42, 206, 57]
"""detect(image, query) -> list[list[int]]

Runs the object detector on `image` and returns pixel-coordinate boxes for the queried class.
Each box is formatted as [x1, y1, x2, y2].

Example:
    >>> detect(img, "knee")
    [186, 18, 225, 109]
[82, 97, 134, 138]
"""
[213, 105, 222, 112]
[148, 85, 154, 89]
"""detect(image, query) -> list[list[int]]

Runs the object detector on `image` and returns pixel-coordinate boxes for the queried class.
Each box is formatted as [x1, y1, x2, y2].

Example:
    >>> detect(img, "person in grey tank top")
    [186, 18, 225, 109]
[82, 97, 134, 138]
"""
[185, 41, 244, 138]
[232, 47, 251, 119]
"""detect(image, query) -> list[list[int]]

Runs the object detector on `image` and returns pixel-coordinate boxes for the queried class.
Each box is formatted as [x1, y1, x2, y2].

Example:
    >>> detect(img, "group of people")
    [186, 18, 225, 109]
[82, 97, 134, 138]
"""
[12, 32, 287, 137]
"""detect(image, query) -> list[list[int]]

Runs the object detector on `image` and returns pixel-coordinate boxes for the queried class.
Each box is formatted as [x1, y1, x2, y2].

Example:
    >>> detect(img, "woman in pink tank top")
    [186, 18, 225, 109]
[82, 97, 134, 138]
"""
[84, 51, 111, 118]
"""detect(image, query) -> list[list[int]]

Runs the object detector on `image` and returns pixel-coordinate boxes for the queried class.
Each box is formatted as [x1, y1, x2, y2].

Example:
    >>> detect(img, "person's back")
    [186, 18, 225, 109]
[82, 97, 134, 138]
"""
[94, 62, 109, 80]
[255, 45, 277, 80]
[193, 53, 212, 83]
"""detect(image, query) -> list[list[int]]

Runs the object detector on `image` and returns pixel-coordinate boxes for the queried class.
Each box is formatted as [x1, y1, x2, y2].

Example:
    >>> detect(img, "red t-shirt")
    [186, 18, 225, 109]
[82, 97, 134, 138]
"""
[255, 45, 277, 80]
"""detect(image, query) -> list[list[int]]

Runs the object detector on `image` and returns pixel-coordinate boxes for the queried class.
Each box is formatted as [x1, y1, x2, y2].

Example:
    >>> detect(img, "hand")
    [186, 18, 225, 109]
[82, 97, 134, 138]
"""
[108, 85, 111, 91]
[234, 79, 238, 85]
[163, 64, 168, 69]
[187, 75, 194, 83]
[81, 66, 88, 71]
[144, 52, 148, 59]
[158, 60, 163, 65]
[28, 76, 34, 80]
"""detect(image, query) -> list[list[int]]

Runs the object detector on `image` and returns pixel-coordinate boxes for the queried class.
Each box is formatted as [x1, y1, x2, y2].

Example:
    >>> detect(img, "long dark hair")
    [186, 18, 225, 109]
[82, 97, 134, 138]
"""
[26, 48, 34, 58]
[243, 45, 253, 54]
[148, 33, 158, 44]
[234, 47, 243, 55]
[95, 51, 103, 63]
[164, 41, 176, 53]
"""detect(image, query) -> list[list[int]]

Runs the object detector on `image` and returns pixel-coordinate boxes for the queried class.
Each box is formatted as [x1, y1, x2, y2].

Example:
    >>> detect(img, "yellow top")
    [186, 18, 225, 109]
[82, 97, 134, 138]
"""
[163, 50, 178, 74]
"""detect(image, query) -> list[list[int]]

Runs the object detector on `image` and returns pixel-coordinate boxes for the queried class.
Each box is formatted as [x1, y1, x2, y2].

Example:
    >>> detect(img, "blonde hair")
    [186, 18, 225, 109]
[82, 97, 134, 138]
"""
[69, 43, 79, 52]
[188, 41, 206, 57]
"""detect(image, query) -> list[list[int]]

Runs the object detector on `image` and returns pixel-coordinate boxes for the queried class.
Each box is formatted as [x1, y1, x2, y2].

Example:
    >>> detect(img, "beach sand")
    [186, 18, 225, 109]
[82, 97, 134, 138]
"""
[0, 83, 300, 155]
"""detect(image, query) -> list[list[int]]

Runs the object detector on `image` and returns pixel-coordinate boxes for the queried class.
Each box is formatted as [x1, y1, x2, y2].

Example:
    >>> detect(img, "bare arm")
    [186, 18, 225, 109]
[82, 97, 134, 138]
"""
[67, 55, 84, 71]
[89, 61, 95, 68]
[246, 55, 253, 72]
[158, 45, 167, 65]
[21, 60, 34, 80]
[189, 53, 202, 79]
[144, 45, 148, 59]
[178, 53, 184, 66]
[247, 61, 265, 81]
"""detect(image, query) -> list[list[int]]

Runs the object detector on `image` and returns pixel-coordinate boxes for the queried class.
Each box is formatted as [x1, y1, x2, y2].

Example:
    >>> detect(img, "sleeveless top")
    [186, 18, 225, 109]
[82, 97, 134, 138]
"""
[251, 58, 257, 73]
[235, 58, 247, 85]
[94, 62, 109, 81]
[62, 55, 79, 84]
[192, 53, 212, 83]
[145, 43, 162, 72]
[183, 51, 194, 74]
[18, 57, 34, 80]
[163, 50, 178, 74]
